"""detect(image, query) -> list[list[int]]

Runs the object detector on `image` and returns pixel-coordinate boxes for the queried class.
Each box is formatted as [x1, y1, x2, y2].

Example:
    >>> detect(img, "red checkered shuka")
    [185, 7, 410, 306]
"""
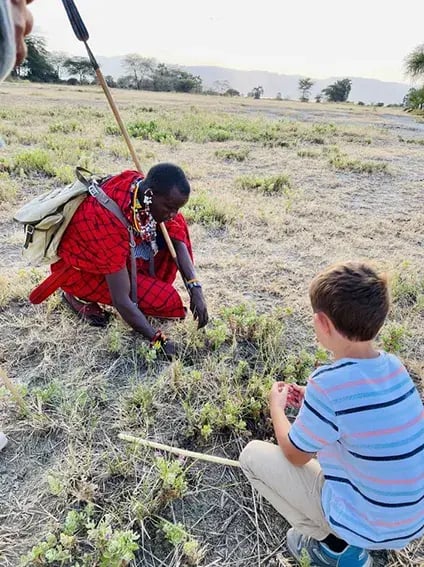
[51, 170, 192, 319]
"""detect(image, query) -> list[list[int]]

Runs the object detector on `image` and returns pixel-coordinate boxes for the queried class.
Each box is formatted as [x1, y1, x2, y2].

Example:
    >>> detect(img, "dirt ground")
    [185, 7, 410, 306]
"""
[0, 83, 423, 566]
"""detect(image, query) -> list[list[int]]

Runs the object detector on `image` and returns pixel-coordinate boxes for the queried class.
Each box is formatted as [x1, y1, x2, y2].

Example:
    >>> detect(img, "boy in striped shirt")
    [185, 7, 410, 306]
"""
[240, 262, 424, 567]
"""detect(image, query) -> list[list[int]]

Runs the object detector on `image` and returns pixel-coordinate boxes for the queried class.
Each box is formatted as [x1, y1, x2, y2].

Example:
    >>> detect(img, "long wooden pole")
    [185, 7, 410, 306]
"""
[118, 433, 241, 468]
[90, 51, 179, 264]
[61, 0, 180, 268]
[93, 66, 178, 262]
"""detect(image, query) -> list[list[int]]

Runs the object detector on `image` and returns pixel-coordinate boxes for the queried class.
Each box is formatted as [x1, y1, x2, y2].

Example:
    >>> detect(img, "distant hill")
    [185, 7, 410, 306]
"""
[97, 57, 410, 105]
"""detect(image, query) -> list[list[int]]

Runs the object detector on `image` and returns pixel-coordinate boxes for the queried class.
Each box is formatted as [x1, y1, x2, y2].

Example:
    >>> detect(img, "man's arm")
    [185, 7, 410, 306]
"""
[269, 382, 314, 467]
[106, 267, 175, 356]
[172, 239, 208, 328]
[106, 267, 156, 338]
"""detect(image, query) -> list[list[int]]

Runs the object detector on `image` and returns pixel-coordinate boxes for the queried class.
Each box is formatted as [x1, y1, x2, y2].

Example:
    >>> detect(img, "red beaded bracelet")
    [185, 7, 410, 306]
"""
[149, 330, 168, 349]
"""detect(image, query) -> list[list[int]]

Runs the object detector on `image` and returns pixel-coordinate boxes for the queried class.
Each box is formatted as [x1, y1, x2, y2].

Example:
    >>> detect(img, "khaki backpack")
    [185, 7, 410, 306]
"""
[14, 168, 139, 303]
[13, 177, 88, 265]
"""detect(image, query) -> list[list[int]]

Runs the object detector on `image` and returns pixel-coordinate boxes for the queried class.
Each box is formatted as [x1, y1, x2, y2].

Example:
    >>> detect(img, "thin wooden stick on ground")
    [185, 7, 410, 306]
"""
[0, 368, 28, 414]
[118, 433, 241, 468]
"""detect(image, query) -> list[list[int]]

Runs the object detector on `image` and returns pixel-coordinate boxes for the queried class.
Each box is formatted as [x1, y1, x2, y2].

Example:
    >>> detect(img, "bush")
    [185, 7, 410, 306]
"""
[297, 149, 320, 159]
[0, 172, 18, 202]
[214, 148, 249, 161]
[183, 191, 233, 228]
[236, 174, 291, 196]
[13, 149, 56, 176]
[326, 147, 389, 174]
[127, 120, 175, 143]
[21, 506, 139, 566]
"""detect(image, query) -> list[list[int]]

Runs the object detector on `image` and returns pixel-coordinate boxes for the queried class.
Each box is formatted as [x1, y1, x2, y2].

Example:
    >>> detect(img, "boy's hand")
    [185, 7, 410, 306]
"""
[286, 384, 306, 409]
[269, 381, 290, 414]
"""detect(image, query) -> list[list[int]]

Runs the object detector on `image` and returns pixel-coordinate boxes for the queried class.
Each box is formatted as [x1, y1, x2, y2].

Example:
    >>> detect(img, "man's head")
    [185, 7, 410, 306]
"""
[309, 262, 390, 348]
[142, 163, 190, 223]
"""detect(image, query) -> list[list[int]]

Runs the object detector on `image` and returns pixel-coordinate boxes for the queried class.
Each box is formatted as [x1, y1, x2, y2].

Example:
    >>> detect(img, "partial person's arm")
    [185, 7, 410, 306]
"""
[105, 267, 175, 355]
[173, 239, 208, 329]
[11, 0, 34, 66]
[269, 382, 314, 466]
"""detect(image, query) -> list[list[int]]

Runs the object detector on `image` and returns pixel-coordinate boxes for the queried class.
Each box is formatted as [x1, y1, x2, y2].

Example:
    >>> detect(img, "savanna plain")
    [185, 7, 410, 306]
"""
[0, 83, 423, 566]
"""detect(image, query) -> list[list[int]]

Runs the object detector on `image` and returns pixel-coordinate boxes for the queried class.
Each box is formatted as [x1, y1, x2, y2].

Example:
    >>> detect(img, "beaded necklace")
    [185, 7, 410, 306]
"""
[131, 178, 158, 256]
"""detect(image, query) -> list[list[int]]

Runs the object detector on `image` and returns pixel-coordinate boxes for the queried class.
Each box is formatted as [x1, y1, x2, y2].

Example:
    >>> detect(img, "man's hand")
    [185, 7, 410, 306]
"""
[269, 381, 290, 414]
[163, 339, 176, 359]
[189, 287, 209, 329]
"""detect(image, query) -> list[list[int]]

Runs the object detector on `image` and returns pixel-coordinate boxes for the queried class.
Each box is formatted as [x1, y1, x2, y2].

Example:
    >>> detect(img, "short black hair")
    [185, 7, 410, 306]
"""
[142, 163, 190, 196]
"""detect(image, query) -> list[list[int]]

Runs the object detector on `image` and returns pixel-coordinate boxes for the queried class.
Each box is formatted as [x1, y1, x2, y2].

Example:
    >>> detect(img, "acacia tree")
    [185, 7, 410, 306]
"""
[404, 44, 424, 81]
[49, 51, 68, 80]
[18, 35, 57, 82]
[64, 57, 95, 84]
[212, 80, 230, 94]
[224, 88, 240, 97]
[250, 85, 264, 99]
[403, 87, 424, 110]
[322, 78, 352, 102]
[123, 54, 156, 89]
[298, 77, 314, 102]
[151, 64, 202, 93]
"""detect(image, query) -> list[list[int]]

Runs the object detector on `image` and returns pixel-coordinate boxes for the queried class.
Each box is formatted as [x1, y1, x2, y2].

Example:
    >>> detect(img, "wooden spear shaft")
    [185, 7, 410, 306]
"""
[61, 0, 181, 270]
[91, 53, 179, 265]
[118, 433, 241, 468]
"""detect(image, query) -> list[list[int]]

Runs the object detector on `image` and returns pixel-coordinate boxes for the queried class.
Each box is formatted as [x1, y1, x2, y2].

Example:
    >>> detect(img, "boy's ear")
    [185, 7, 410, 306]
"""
[314, 311, 332, 336]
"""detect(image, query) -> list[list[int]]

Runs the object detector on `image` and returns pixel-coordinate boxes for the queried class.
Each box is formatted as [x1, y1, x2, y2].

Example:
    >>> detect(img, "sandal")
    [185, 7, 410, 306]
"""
[61, 292, 110, 328]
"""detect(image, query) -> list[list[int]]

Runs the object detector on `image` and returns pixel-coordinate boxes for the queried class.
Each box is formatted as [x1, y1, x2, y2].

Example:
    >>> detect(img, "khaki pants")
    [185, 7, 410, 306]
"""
[240, 440, 332, 541]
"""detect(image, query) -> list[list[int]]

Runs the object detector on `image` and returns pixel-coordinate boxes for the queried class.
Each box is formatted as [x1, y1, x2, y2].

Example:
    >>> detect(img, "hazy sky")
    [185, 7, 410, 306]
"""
[31, 0, 423, 84]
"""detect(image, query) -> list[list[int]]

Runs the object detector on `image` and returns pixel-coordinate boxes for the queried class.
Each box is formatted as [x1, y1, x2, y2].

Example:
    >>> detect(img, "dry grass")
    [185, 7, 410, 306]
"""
[0, 83, 423, 566]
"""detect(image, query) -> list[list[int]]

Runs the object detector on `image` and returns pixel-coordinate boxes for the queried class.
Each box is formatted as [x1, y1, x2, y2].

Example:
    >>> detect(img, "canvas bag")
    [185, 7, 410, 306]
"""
[14, 168, 138, 304]
[13, 178, 88, 265]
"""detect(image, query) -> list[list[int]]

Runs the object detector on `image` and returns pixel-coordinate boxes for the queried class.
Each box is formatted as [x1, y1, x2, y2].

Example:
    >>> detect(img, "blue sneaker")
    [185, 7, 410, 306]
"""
[286, 528, 373, 566]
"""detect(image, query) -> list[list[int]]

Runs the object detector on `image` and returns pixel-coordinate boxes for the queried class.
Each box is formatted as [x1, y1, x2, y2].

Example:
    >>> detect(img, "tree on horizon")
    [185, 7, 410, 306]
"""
[49, 51, 69, 81]
[17, 35, 57, 82]
[249, 85, 264, 99]
[322, 78, 352, 102]
[403, 87, 424, 110]
[404, 44, 424, 82]
[123, 54, 156, 89]
[298, 77, 314, 102]
[64, 57, 95, 84]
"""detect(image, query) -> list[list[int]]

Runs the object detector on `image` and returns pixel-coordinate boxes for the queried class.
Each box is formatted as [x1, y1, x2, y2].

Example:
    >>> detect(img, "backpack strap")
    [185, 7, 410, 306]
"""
[76, 167, 138, 305]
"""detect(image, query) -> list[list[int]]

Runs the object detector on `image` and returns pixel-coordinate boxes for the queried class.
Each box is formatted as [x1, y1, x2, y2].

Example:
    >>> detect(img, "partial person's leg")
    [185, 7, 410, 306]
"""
[29, 260, 110, 326]
[240, 441, 373, 567]
[239, 440, 330, 540]
[137, 273, 186, 319]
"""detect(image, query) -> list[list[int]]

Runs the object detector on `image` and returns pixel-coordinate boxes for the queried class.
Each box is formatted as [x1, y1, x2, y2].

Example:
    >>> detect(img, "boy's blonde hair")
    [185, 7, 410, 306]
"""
[309, 262, 390, 341]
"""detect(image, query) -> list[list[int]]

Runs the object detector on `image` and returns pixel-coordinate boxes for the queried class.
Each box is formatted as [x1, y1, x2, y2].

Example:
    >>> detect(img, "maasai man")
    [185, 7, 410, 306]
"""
[30, 164, 208, 356]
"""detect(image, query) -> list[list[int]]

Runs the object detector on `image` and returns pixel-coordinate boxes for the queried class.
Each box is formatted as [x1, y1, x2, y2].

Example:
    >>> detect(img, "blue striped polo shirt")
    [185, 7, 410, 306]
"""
[288, 351, 424, 550]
